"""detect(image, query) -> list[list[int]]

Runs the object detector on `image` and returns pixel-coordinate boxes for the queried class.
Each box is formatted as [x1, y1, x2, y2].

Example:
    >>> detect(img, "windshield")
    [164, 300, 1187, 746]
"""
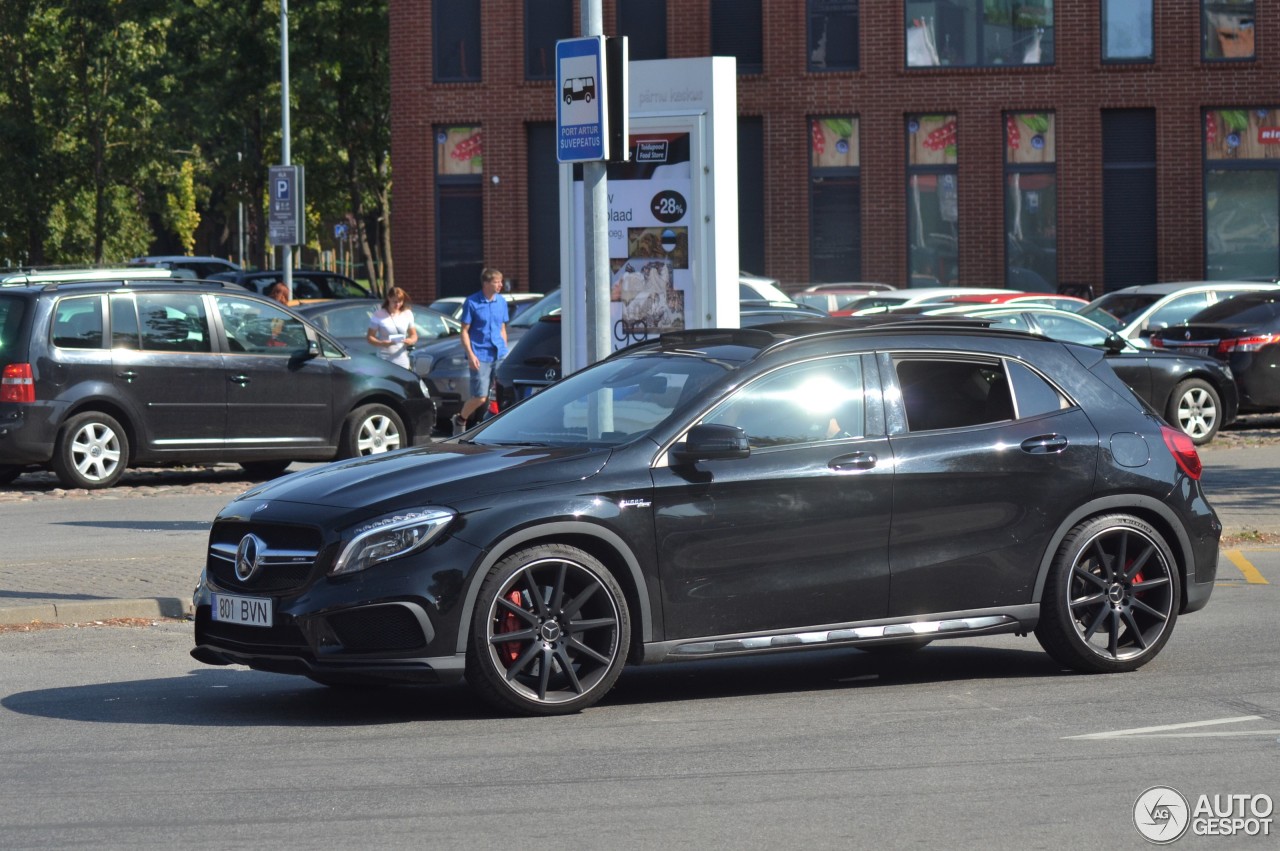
[511, 290, 561, 328]
[1078, 293, 1160, 331]
[1189, 293, 1280, 324]
[471, 351, 733, 448]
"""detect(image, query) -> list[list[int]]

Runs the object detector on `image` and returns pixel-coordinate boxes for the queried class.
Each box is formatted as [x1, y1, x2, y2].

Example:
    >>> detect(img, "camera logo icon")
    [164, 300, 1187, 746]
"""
[1134, 786, 1191, 843]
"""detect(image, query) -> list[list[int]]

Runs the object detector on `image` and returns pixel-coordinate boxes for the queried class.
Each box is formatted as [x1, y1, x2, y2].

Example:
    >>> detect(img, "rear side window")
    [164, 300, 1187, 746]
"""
[0, 296, 28, 356]
[895, 356, 1068, 432]
[136, 294, 212, 353]
[51, 296, 104, 349]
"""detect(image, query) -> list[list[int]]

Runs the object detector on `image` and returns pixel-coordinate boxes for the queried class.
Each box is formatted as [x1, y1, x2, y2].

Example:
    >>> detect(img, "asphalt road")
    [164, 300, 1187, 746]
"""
[1, 567, 1276, 849]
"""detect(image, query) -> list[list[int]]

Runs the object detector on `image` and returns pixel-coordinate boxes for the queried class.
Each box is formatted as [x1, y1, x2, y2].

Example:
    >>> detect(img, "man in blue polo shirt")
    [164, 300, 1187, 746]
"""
[454, 267, 510, 435]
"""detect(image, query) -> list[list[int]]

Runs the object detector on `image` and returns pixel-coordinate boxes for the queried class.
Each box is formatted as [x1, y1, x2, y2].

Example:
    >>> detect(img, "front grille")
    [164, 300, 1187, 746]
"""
[207, 521, 323, 594]
[326, 605, 427, 653]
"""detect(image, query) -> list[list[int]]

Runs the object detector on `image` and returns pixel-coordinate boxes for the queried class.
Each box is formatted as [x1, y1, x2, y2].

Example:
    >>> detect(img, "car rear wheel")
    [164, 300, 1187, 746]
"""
[1167, 378, 1221, 445]
[1035, 514, 1179, 673]
[466, 544, 630, 716]
[340, 404, 405, 458]
[239, 460, 293, 480]
[51, 412, 129, 489]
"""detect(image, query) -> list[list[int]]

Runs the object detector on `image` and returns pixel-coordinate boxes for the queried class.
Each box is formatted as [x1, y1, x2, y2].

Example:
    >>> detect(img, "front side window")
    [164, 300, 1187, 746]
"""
[1102, 0, 1153, 62]
[1203, 1, 1255, 61]
[1005, 112, 1057, 292]
[1204, 108, 1280, 280]
[51, 296, 104, 350]
[907, 114, 958, 286]
[906, 1, 1053, 68]
[215, 296, 308, 355]
[809, 0, 858, 71]
[702, 356, 866, 448]
[136, 294, 211, 353]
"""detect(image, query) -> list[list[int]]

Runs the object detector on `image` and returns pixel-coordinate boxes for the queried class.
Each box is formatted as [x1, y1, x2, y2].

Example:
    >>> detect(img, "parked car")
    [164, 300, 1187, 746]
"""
[792, 283, 896, 313]
[937, 292, 1089, 311]
[295, 300, 461, 361]
[835, 287, 1010, 315]
[0, 274, 435, 488]
[416, 290, 563, 428]
[1151, 289, 1280, 413]
[1078, 281, 1280, 349]
[128, 255, 241, 279]
[208, 269, 371, 303]
[191, 319, 1219, 715]
[428, 292, 545, 321]
[738, 271, 795, 303]
[493, 301, 830, 413]
[935, 305, 1240, 444]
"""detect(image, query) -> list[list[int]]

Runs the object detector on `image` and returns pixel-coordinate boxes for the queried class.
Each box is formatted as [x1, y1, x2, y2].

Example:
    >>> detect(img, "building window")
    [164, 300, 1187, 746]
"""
[618, 0, 667, 61]
[1204, 109, 1280, 280]
[526, 0, 573, 81]
[711, 0, 763, 74]
[810, 117, 861, 282]
[905, 1, 1053, 68]
[1102, 0, 1153, 62]
[1004, 113, 1057, 292]
[809, 1, 858, 71]
[1102, 110, 1157, 290]
[434, 0, 481, 82]
[435, 126, 485, 298]
[1203, 1, 1255, 61]
[907, 114, 958, 286]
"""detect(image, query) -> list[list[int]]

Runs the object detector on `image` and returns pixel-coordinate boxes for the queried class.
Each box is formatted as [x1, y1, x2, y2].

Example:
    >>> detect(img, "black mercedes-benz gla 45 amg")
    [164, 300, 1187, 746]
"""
[192, 321, 1220, 715]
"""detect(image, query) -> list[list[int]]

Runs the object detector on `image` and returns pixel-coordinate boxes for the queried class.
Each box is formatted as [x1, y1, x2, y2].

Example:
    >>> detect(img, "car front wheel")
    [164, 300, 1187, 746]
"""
[1167, 378, 1221, 445]
[339, 404, 405, 458]
[1035, 514, 1179, 673]
[466, 544, 630, 716]
[51, 412, 129, 489]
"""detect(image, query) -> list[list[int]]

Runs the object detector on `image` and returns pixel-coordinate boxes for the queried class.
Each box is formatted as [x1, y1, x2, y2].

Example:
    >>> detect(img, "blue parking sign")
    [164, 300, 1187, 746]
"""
[556, 37, 606, 163]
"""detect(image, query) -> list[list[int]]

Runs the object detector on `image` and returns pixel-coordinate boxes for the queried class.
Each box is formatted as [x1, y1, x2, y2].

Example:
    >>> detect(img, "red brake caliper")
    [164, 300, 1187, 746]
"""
[499, 590, 524, 666]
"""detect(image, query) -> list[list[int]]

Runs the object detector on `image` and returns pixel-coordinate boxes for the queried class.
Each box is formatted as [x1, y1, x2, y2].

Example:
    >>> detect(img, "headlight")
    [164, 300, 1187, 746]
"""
[419, 379, 432, 398]
[331, 507, 455, 576]
[415, 353, 435, 373]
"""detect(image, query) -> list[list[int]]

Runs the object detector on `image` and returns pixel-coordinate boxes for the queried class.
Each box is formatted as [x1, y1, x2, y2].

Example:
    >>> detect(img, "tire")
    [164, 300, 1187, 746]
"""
[51, 411, 129, 489]
[466, 543, 630, 716]
[1035, 514, 1180, 674]
[1167, 378, 1221, 445]
[239, 460, 293, 480]
[339, 404, 405, 458]
[0, 465, 22, 486]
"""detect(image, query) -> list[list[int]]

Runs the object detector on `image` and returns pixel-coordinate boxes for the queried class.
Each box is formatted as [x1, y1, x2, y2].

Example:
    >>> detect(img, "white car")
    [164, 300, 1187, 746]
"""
[837, 287, 1009, 315]
[1078, 281, 1280, 348]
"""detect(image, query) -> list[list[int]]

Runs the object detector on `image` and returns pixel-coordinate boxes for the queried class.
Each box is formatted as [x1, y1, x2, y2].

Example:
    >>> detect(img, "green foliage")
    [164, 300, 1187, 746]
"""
[46, 185, 153, 263]
[164, 160, 201, 254]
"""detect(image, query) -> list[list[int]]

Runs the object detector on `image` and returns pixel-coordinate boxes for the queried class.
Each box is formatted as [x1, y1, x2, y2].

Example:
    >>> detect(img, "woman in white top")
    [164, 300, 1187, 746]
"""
[366, 287, 419, 369]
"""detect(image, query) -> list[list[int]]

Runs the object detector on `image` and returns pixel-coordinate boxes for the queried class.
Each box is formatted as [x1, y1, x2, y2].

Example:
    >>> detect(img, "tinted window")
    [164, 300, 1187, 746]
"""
[1147, 293, 1213, 331]
[110, 294, 141, 349]
[136, 294, 211, 353]
[1032, 311, 1109, 346]
[0, 296, 27, 356]
[896, 358, 1015, 432]
[703, 356, 865, 446]
[215, 296, 307, 355]
[51, 296, 104, 349]
[1191, 292, 1280, 323]
[1007, 360, 1070, 417]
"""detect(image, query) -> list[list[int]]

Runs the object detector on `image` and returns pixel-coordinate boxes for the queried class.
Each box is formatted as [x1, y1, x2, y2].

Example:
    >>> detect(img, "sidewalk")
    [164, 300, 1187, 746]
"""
[1, 437, 1278, 628]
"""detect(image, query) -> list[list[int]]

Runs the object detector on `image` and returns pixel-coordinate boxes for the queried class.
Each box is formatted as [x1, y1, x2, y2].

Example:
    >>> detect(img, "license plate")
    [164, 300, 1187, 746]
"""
[211, 593, 273, 627]
[1182, 346, 1210, 357]
[518, 384, 546, 399]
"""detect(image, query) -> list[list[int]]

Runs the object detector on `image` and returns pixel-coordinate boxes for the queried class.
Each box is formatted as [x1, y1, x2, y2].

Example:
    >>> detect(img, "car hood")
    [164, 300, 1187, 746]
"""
[227, 442, 609, 511]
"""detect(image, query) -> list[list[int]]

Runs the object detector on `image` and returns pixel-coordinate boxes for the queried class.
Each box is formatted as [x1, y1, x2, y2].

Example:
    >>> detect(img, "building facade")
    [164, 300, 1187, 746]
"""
[390, 1, 1279, 301]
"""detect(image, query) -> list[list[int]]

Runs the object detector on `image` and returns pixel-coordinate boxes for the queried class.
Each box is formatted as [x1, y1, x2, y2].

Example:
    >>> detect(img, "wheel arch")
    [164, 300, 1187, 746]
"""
[1032, 495, 1195, 609]
[451, 521, 653, 658]
[58, 396, 139, 465]
[342, 392, 418, 443]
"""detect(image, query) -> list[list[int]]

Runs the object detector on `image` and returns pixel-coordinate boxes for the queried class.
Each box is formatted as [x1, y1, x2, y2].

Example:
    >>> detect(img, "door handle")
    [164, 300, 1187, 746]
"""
[228, 374, 250, 386]
[829, 451, 877, 472]
[116, 370, 137, 382]
[1020, 434, 1068, 454]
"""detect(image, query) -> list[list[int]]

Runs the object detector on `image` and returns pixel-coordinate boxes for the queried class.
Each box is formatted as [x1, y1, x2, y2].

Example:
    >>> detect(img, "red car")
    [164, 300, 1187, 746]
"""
[939, 292, 1088, 310]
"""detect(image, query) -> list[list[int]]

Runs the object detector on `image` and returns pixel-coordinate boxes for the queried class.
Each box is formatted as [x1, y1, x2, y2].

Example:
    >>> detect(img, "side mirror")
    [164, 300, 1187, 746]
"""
[1103, 333, 1127, 354]
[670, 423, 750, 465]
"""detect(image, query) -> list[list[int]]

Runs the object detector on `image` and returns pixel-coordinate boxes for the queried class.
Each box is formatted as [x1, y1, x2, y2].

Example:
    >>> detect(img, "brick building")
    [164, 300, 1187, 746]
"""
[389, 1, 1279, 302]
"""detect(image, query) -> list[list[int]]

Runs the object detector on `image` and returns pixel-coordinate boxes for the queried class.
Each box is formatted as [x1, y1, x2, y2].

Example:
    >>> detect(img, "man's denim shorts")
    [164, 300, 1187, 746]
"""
[471, 357, 502, 397]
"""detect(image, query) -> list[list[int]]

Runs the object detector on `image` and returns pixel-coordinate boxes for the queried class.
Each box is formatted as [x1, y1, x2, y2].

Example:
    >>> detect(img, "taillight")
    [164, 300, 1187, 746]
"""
[1150, 337, 1165, 348]
[1, 363, 35, 404]
[1217, 333, 1280, 354]
[1160, 425, 1203, 480]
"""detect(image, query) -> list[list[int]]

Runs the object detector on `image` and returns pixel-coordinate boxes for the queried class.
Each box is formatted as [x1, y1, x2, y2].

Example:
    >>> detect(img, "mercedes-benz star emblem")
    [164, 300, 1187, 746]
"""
[544, 367, 558, 382]
[235, 534, 266, 582]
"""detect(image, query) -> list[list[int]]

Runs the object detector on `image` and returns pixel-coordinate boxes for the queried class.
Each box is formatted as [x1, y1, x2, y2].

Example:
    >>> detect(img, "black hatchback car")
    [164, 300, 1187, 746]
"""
[192, 321, 1218, 715]
[0, 275, 435, 488]
[1150, 290, 1280, 413]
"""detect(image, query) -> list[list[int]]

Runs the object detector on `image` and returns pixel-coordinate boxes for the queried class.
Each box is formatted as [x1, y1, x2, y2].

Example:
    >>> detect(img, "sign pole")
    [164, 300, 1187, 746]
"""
[280, 0, 293, 298]
[581, 0, 609, 365]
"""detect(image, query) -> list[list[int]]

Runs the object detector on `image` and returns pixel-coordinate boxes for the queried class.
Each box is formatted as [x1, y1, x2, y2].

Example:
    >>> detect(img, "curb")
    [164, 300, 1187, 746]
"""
[0, 597, 191, 627]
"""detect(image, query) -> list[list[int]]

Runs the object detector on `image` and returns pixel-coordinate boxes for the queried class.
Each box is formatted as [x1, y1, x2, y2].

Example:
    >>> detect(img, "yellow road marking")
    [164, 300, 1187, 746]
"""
[1224, 550, 1269, 584]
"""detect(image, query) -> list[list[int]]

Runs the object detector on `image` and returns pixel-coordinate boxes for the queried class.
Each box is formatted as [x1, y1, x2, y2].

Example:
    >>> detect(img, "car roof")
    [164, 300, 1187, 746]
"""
[1101, 280, 1277, 296]
[2, 267, 180, 286]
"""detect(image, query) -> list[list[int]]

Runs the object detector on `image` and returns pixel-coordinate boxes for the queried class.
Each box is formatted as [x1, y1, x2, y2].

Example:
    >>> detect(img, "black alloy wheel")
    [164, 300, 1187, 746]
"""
[466, 544, 630, 715]
[1167, 378, 1222, 445]
[1036, 514, 1180, 673]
